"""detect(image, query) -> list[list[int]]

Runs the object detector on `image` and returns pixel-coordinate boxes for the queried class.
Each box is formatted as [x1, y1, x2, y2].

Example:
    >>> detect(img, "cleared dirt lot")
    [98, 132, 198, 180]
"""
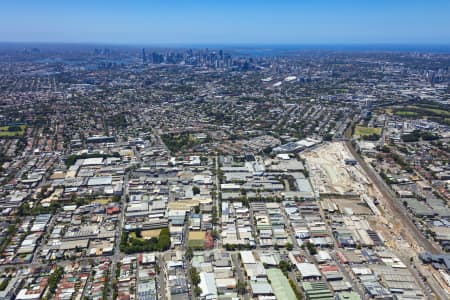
[304, 142, 368, 195]
[322, 197, 373, 215]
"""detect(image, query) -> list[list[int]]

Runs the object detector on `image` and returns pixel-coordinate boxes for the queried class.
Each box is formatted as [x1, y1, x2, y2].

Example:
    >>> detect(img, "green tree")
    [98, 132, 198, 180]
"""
[279, 260, 292, 275]
[185, 248, 193, 261]
[194, 286, 202, 296]
[157, 228, 171, 251]
[211, 205, 218, 225]
[237, 280, 247, 295]
[189, 267, 201, 286]
[192, 186, 200, 195]
[47, 266, 63, 294]
[285, 242, 293, 251]
[323, 133, 333, 141]
[306, 242, 317, 255]
[289, 279, 304, 300]
[7, 126, 21, 132]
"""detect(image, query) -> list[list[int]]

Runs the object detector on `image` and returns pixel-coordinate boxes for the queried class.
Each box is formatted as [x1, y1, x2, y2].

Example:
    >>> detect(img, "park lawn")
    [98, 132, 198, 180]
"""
[395, 111, 418, 117]
[188, 240, 205, 249]
[0, 125, 27, 137]
[354, 126, 382, 138]
[162, 132, 200, 153]
[407, 106, 450, 117]
[129, 232, 145, 241]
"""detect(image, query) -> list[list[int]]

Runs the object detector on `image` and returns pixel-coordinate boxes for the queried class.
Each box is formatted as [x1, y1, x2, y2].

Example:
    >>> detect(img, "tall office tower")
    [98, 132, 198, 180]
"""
[142, 48, 147, 63]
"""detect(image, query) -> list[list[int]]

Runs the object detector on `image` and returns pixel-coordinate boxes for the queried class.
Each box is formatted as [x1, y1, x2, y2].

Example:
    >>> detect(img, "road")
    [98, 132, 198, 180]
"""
[231, 253, 250, 300]
[414, 262, 447, 300]
[278, 169, 367, 299]
[277, 206, 310, 296]
[317, 204, 368, 299]
[31, 212, 57, 264]
[109, 173, 128, 298]
[214, 155, 220, 229]
[157, 253, 168, 300]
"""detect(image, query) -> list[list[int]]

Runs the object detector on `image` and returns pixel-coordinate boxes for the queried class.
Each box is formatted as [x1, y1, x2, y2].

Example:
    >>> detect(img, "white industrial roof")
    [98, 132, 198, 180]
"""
[296, 263, 321, 278]
[82, 157, 104, 166]
[199, 272, 218, 299]
[240, 250, 256, 264]
[87, 176, 112, 186]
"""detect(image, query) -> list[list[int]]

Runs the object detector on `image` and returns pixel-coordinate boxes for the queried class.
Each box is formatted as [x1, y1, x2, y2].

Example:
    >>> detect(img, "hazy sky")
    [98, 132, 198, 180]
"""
[1, 0, 450, 45]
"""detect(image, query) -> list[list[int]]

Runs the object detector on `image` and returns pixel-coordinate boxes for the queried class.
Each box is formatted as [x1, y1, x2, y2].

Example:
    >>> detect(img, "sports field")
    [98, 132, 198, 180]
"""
[0, 125, 27, 137]
[354, 126, 382, 138]
[188, 230, 206, 249]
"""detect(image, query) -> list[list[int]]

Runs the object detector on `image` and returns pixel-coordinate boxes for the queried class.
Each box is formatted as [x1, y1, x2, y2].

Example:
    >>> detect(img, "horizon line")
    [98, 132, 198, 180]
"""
[1, 41, 450, 47]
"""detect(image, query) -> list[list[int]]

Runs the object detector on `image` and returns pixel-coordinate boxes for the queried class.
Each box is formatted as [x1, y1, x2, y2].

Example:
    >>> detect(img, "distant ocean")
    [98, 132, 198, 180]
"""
[210, 44, 450, 56]
[1, 42, 450, 56]
[129, 43, 450, 56]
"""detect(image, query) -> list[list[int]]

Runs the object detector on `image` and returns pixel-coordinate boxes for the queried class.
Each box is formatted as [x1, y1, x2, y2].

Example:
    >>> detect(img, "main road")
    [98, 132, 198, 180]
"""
[231, 253, 250, 300]
[109, 173, 128, 298]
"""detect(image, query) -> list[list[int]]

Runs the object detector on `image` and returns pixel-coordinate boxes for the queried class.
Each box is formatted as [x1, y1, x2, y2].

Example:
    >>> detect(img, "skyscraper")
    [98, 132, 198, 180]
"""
[142, 48, 147, 64]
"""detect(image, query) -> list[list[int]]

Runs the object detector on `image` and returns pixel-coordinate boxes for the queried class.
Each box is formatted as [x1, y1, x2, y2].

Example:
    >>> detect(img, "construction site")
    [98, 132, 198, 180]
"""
[304, 142, 369, 195]
[303, 141, 448, 298]
[303, 142, 424, 254]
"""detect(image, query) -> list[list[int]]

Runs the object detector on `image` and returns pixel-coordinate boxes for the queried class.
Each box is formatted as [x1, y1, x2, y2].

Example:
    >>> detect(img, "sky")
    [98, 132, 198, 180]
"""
[1, 0, 450, 45]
